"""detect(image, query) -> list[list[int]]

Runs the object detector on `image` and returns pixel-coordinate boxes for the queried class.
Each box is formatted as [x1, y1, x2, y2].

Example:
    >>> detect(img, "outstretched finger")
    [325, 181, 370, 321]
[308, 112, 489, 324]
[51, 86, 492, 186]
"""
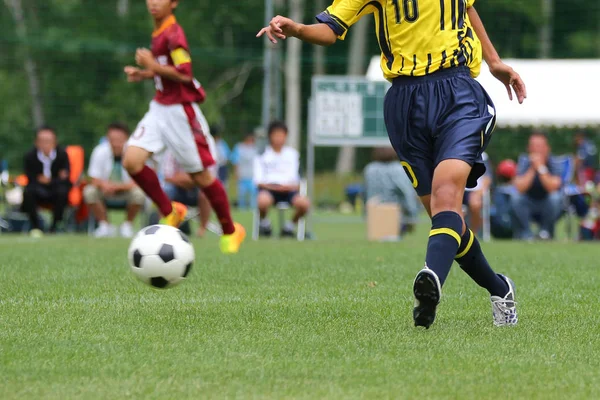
[505, 83, 513, 101]
[512, 83, 525, 104]
[262, 28, 277, 44]
[512, 75, 527, 104]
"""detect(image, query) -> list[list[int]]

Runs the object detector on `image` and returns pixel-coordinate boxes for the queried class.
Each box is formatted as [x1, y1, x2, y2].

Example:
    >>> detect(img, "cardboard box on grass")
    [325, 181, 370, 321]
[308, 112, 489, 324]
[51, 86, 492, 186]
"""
[366, 197, 401, 242]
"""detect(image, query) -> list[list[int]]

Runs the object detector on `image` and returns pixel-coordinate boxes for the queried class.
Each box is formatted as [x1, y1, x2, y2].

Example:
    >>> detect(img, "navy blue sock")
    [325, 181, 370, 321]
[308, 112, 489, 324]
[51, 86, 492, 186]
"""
[425, 211, 463, 286]
[455, 229, 509, 297]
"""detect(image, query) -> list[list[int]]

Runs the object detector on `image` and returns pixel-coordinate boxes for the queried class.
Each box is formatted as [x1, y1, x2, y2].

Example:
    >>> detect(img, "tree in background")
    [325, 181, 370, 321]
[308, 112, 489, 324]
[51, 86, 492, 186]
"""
[1, 0, 599, 170]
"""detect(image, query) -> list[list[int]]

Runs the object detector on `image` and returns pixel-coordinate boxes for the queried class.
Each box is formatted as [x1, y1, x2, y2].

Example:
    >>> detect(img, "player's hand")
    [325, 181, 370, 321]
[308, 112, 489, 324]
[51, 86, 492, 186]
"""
[256, 15, 300, 44]
[489, 61, 527, 104]
[135, 48, 155, 69]
[124, 66, 145, 82]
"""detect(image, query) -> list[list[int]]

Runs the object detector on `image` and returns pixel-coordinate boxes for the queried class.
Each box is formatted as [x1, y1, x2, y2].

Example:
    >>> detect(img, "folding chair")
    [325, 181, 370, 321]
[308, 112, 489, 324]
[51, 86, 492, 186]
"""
[252, 179, 307, 241]
[65, 145, 87, 231]
[554, 155, 577, 240]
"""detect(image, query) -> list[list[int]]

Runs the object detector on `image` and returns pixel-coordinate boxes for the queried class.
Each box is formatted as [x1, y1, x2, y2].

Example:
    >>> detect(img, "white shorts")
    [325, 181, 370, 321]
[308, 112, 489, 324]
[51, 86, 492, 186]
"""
[128, 100, 217, 173]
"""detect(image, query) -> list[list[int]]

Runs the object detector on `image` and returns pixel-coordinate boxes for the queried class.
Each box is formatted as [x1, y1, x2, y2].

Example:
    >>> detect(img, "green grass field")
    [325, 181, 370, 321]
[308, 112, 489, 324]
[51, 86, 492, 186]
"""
[1, 213, 600, 399]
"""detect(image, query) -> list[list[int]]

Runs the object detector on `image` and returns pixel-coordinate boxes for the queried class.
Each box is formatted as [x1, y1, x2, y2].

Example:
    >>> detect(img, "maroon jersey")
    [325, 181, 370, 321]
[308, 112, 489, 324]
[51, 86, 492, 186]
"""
[151, 16, 206, 105]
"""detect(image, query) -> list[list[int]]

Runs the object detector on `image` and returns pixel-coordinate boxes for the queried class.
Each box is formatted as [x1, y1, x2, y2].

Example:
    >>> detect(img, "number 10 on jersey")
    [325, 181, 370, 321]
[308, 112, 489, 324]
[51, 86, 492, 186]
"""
[392, 0, 419, 24]
[393, 0, 466, 29]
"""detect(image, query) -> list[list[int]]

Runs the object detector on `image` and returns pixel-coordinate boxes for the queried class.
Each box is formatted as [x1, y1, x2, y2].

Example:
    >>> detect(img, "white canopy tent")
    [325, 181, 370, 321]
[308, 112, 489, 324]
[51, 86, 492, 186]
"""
[366, 57, 600, 128]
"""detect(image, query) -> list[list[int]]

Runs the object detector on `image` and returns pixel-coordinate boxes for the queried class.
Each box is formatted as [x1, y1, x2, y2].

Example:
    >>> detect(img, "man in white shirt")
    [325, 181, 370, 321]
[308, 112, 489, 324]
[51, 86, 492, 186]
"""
[84, 123, 146, 237]
[254, 121, 310, 237]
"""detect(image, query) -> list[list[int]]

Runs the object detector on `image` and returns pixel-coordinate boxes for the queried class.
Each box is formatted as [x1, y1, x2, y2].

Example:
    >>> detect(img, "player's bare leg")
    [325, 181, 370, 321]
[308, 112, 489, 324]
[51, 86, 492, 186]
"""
[190, 170, 245, 254]
[413, 159, 467, 328]
[123, 146, 186, 226]
[414, 159, 515, 328]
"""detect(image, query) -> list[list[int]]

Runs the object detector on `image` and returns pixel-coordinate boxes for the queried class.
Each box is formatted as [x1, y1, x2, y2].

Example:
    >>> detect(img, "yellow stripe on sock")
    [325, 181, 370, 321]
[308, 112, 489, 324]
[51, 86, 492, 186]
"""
[456, 229, 475, 259]
[429, 228, 461, 246]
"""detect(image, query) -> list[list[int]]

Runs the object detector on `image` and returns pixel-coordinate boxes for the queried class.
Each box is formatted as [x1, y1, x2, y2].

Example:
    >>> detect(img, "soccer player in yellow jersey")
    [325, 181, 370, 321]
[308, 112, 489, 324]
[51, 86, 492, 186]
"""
[258, 0, 527, 328]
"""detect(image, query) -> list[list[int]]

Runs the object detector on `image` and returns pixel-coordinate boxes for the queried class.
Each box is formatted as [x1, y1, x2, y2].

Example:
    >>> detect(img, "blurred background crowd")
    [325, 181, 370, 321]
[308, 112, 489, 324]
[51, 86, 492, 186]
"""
[1, 0, 599, 241]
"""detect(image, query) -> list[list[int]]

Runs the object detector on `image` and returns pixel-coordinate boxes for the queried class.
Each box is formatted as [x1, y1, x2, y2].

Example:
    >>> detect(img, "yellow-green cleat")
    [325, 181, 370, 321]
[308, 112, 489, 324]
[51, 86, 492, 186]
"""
[220, 222, 246, 254]
[159, 202, 188, 228]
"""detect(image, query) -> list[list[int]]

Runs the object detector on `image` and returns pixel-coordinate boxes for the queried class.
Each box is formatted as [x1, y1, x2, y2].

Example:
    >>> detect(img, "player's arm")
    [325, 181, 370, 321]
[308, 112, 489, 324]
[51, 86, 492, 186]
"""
[257, 17, 337, 46]
[124, 66, 155, 82]
[135, 48, 192, 84]
[467, 6, 527, 104]
[257, 1, 370, 46]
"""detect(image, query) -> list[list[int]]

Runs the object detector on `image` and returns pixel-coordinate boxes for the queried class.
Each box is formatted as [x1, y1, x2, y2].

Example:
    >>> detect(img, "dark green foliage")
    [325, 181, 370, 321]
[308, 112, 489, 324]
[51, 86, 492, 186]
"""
[1, 1, 599, 170]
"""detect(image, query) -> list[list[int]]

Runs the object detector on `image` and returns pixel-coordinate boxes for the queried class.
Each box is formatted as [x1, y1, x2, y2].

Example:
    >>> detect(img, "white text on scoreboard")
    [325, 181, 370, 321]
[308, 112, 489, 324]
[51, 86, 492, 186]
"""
[314, 92, 363, 138]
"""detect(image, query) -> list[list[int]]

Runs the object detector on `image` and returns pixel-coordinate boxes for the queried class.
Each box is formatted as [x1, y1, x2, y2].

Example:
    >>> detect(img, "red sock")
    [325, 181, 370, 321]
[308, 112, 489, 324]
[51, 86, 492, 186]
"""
[203, 179, 235, 235]
[130, 166, 172, 216]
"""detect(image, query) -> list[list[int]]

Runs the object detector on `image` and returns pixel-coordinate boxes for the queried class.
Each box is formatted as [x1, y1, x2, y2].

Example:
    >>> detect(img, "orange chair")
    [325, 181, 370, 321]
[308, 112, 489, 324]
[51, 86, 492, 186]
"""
[65, 145, 89, 222]
[65, 145, 84, 207]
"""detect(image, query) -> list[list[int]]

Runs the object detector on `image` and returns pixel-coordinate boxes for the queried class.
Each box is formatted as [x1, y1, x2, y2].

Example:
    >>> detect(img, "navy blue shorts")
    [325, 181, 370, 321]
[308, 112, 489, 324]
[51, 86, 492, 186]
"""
[384, 67, 496, 197]
[264, 189, 298, 205]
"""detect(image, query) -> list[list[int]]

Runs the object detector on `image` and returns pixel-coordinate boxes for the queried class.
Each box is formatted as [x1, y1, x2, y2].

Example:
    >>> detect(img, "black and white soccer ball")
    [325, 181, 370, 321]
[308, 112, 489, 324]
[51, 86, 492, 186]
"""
[127, 224, 195, 289]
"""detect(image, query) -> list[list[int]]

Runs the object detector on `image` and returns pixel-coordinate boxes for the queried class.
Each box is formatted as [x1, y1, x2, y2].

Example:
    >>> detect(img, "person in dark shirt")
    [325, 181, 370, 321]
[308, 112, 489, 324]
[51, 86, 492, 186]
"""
[511, 132, 562, 240]
[22, 126, 71, 234]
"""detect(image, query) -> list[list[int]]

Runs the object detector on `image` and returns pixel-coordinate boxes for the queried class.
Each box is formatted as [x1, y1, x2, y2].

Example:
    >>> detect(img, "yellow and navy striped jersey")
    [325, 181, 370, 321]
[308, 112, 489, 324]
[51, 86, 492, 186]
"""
[316, 0, 482, 80]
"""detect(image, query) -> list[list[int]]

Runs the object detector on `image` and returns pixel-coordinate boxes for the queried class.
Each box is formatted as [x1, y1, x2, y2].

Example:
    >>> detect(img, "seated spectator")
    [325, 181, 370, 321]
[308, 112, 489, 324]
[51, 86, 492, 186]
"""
[161, 150, 212, 237]
[231, 133, 258, 209]
[463, 152, 492, 235]
[84, 123, 145, 238]
[254, 121, 310, 237]
[22, 126, 72, 235]
[511, 132, 563, 240]
[574, 132, 598, 186]
[364, 147, 419, 234]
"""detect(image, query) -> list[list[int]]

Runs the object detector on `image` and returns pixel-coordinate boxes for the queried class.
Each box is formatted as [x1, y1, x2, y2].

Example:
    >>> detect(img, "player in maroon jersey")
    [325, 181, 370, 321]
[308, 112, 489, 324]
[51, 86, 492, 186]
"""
[122, 0, 245, 254]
